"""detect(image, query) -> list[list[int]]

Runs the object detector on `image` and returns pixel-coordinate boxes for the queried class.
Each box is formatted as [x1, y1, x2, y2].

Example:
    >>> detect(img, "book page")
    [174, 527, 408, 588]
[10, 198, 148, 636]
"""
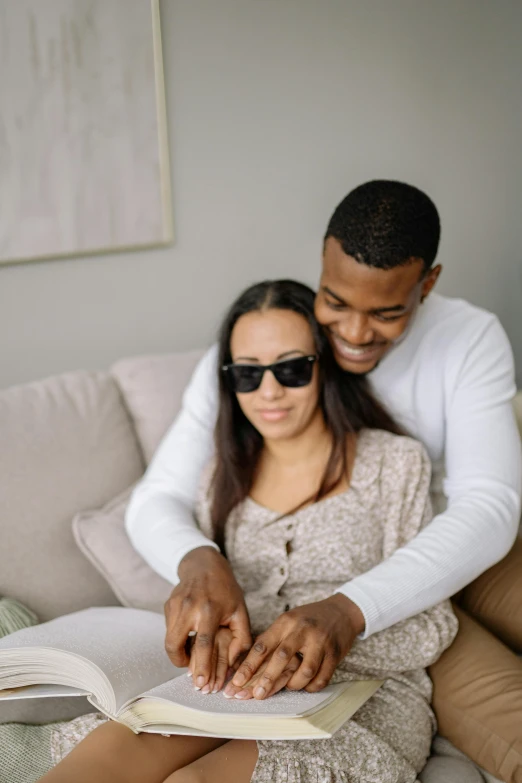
[0, 684, 86, 700]
[0, 607, 180, 711]
[138, 673, 343, 718]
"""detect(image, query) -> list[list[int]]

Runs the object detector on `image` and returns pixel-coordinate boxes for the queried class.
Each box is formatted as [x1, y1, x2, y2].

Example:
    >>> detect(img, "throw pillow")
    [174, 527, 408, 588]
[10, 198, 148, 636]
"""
[72, 486, 173, 613]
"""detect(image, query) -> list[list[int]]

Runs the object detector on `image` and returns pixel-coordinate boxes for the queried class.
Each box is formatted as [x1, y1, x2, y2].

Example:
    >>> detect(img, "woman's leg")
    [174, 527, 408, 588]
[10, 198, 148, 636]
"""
[163, 740, 258, 783]
[429, 604, 522, 783]
[459, 535, 522, 653]
[38, 721, 227, 783]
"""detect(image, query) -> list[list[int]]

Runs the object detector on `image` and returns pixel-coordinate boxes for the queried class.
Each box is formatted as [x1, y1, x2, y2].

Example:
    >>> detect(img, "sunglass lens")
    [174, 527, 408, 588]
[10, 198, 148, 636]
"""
[273, 357, 314, 387]
[228, 365, 263, 393]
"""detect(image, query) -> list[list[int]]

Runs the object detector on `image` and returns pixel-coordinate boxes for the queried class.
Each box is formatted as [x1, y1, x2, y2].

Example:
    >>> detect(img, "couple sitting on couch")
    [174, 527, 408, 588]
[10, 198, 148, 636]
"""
[41, 180, 522, 783]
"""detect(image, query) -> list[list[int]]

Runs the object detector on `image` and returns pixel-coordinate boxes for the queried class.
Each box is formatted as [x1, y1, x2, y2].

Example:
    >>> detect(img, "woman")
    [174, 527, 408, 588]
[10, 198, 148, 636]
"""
[40, 280, 457, 783]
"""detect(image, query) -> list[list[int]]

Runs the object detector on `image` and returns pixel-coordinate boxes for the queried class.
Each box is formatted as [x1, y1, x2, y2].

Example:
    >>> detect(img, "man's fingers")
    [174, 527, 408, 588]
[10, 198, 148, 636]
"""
[232, 654, 301, 701]
[213, 634, 231, 693]
[303, 650, 338, 693]
[164, 612, 195, 668]
[227, 606, 253, 665]
[229, 632, 277, 689]
[200, 637, 218, 694]
[228, 636, 253, 670]
[249, 638, 301, 699]
[192, 617, 221, 689]
[284, 644, 323, 692]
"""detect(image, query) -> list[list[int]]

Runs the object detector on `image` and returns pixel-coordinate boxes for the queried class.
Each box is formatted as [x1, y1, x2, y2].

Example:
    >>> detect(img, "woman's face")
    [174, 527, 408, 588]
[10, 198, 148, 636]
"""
[229, 308, 321, 441]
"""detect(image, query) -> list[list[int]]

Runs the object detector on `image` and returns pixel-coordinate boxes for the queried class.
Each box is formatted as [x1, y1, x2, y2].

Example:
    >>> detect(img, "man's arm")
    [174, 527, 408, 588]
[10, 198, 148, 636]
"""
[125, 345, 221, 583]
[338, 316, 522, 637]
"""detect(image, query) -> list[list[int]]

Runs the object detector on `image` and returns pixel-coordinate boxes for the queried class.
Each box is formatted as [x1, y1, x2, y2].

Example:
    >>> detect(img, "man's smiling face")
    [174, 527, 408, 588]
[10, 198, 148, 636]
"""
[315, 237, 440, 374]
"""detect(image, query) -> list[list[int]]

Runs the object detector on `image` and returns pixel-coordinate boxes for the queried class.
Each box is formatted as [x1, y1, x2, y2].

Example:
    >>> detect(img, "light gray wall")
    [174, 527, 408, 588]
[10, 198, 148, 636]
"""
[1, 0, 521, 388]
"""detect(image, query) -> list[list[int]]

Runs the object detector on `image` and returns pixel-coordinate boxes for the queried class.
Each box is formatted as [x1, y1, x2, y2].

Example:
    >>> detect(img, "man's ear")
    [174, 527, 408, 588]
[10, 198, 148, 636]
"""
[420, 264, 442, 303]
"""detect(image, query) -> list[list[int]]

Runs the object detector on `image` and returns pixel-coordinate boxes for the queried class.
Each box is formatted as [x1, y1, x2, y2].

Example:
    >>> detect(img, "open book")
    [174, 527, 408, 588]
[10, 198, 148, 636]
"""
[0, 607, 382, 740]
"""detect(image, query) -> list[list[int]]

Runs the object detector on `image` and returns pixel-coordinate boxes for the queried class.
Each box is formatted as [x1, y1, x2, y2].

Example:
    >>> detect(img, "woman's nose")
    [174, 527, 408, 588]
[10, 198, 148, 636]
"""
[337, 311, 374, 344]
[258, 369, 284, 399]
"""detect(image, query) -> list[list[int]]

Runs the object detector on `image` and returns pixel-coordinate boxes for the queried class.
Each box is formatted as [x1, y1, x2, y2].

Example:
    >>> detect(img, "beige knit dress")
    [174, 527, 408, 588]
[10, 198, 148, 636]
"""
[195, 429, 458, 783]
[44, 430, 458, 783]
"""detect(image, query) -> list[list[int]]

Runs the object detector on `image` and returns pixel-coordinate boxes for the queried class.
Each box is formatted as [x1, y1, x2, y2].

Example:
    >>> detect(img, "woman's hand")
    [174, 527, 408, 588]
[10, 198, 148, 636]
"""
[164, 547, 252, 691]
[223, 594, 364, 700]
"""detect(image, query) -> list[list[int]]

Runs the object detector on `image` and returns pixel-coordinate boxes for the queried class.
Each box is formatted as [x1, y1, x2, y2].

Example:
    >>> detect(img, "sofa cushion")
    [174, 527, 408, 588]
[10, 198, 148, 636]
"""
[73, 486, 172, 613]
[430, 736, 501, 783]
[0, 371, 144, 622]
[111, 350, 205, 464]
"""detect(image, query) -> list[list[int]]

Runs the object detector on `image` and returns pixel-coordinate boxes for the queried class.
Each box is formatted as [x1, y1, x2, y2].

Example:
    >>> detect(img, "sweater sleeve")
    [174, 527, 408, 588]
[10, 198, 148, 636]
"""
[347, 439, 458, 672]
[338, 317, 521, 638]
[125, 346, 220, 584]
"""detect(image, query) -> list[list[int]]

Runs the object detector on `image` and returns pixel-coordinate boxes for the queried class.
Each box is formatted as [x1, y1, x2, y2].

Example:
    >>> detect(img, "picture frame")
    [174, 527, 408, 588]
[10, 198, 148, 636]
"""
[0, 0, 173, 266]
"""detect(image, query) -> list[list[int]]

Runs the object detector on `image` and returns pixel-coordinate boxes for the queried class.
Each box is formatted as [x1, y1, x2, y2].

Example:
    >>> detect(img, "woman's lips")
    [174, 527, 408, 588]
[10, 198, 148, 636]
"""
[256, 409, 291, 422]
[330, 333, 386, 364]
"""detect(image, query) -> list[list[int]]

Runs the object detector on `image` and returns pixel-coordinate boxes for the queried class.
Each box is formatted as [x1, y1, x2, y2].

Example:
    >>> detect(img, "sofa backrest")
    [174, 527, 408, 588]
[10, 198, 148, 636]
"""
[1, 350, 519, 625]
[111, 350, 205, 464]
[0, 371, 144, 621]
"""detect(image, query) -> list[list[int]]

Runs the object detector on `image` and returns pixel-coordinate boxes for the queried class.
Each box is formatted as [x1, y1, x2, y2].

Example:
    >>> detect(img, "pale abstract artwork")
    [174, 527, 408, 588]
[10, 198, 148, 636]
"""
[0, 0, 172, 265]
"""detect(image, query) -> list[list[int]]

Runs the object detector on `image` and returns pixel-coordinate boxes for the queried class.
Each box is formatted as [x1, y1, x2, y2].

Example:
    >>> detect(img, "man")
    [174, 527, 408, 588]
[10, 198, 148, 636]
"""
[126, 180, 522, 781]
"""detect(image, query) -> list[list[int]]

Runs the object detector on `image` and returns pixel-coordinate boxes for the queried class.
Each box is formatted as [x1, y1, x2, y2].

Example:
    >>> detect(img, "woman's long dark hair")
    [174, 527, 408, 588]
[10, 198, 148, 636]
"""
[211, 279, 401, 552]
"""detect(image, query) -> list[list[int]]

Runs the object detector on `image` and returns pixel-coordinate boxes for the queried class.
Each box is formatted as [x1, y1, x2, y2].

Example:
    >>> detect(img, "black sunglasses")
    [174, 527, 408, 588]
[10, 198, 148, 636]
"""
[222, 355, 317, 393]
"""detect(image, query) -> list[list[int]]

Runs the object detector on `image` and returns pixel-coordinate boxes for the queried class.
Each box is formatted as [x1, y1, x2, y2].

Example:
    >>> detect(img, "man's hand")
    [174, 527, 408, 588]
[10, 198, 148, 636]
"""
[223, 593, 364, 700]
[187, 627, 237, 694]
[223, 652, 302, 701]
[164, 547, 252, 690]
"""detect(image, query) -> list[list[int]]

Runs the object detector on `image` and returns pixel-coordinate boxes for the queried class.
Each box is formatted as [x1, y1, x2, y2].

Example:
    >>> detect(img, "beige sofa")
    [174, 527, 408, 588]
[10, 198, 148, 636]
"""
[0, 350, 203, 724]
[0, 351, 519, 780]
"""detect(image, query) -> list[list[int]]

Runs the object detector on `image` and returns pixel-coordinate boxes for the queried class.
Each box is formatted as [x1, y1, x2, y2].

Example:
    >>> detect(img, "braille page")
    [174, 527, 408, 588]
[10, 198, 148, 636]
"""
[137, 674, 342, 718]
[0, 607, 180, 712]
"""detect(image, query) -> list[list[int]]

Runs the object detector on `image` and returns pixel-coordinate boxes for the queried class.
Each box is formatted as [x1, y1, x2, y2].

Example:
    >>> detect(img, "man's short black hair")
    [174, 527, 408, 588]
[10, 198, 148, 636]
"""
[325, 180, 441, 272]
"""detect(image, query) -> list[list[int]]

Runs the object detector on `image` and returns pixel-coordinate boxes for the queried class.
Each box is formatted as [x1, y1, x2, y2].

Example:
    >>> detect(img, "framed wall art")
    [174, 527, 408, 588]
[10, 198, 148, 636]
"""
[0, 0, 172, 265]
